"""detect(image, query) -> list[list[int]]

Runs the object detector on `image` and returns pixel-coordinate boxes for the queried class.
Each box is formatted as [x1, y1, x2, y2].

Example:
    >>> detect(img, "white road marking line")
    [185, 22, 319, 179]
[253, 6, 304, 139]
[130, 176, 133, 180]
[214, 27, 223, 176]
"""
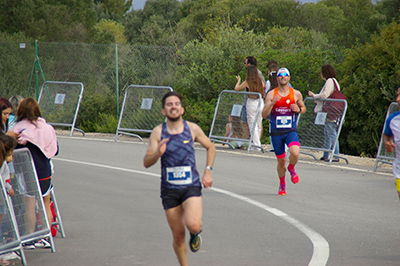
[53, 158, 159, 177]
[54, 157, 329, 266]
[210, 187, 329, 266]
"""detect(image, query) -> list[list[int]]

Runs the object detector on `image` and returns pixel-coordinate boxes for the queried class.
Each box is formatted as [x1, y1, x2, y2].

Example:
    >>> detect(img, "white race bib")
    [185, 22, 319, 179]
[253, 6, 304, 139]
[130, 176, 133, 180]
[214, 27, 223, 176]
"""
[166, 166, 192, 185]
[276, 116, 292, 128]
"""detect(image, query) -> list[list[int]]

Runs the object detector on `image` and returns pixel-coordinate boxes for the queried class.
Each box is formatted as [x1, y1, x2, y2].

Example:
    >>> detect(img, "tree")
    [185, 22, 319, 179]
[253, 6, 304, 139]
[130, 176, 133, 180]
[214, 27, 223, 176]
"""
[339, 21, 400, 156]
[94, 0, 133, 22]
[0, 0, 97, 42]
[123, 0, 182, 45]
[173, 25, 267, 102]
[321, 0, 386, 48]
[93, 19, 127, 44]
[298, 2, 345, 40]
[375, 0, 400, 24]
[0, 32, 35, 97]
[265, 26, 330, 51]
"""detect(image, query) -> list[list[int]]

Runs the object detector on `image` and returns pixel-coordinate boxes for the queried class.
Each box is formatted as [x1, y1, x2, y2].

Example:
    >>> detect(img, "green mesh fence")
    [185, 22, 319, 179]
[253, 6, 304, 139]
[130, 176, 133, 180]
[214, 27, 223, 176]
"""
[115, 85, 173, 141]
[0, 41, 178, 118]
[38, 81, 84, 136]
[0, 42, 35, 98]
[298, 97, 348, 164]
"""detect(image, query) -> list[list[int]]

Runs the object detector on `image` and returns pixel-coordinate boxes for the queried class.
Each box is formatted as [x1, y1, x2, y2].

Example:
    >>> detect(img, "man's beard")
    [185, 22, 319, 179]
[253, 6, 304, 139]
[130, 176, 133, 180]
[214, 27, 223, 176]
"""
[166, 114, 181, 122]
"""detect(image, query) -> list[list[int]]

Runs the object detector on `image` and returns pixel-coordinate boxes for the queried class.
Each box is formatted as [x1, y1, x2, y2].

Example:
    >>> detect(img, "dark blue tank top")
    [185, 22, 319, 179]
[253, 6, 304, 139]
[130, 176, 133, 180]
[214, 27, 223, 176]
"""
[160, 120, 200, 190]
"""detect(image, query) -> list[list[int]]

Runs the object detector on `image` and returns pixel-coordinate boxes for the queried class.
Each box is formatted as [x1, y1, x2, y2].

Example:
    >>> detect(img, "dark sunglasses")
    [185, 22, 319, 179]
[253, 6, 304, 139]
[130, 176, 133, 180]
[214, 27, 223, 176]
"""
[277, 72, 289, 77]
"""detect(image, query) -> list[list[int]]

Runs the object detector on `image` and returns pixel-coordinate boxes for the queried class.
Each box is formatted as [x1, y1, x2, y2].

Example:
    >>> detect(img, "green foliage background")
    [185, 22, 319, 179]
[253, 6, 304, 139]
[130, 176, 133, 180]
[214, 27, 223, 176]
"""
[0, 0, 400, 157]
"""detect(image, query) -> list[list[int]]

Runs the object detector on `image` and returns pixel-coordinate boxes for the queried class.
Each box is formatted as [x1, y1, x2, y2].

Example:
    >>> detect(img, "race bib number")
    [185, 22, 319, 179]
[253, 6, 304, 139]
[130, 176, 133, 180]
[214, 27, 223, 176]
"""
[166, 166, 192, 185]
[276, 116, 292, 128]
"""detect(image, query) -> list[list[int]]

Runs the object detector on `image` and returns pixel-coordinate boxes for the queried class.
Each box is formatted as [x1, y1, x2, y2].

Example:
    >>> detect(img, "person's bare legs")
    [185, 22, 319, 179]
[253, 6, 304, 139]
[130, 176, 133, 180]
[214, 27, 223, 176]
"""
[166, 204, 187, 266]
[22, 196, 36, 234]
[182, 196, 202, 235]
[287, 144, 300, 183]
[165, 196, 203, 266]
[288, 145, 300, 166]
[242, 122, 250, 140]
[277, 157, 286, 178]
[43, 194, 53, 228]
[277, 157, 286, 195]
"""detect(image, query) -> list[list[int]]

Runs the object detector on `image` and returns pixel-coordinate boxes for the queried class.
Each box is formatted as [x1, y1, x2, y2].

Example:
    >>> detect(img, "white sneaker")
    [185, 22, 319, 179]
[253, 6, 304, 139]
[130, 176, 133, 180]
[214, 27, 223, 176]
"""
[0, 252, 19, 260]
[35, 239, 51, 248]
[23, 242, 35, 250]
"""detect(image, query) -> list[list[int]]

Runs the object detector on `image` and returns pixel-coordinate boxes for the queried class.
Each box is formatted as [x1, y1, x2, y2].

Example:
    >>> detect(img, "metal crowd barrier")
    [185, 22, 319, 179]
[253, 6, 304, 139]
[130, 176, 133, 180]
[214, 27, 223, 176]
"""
[373, 102, 399, 172]
[298, 97, 348, 164]
[0, 172, 26, 265]
[50, 189, 65, 238]
[115, 85, 173, 141]
[209, 90, 264, 153]
[38, 81, 85, 137]
[12, 148, 55, 253]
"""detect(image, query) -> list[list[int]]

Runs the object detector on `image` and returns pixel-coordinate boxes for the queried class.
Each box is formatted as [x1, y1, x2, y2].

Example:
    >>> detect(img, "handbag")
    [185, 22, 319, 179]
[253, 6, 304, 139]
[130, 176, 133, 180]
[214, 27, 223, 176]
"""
[322, 79, 346, 120]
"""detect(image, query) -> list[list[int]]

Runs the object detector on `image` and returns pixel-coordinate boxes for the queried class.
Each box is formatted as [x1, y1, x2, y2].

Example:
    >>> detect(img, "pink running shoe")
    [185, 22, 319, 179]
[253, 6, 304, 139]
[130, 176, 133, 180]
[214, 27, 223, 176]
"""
[288, 168, 299, 184]
[278, 183, 286, 196]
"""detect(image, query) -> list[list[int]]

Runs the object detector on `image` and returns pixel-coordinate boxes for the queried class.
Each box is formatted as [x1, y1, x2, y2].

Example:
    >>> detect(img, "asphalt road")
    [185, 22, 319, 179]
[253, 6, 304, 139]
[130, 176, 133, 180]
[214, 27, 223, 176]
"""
[20, 136, 400, 266]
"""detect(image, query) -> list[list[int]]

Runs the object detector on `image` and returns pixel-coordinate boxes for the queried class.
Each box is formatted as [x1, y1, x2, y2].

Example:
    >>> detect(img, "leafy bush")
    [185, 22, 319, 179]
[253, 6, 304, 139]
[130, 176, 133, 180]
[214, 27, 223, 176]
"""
[76, 90, 117, 132]
[173, 25, 266, 102]
[92, 113, 118, 133]
[183, 98, 217, 135]
[258, 49, 338, 96]
[339, 21, 400, 156]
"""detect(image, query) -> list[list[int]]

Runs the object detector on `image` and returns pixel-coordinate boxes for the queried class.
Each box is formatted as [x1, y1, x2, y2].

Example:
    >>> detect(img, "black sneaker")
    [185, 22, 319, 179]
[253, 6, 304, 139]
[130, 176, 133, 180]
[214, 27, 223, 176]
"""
[324, 158, 339, 162]
[189, 230, 202, 253]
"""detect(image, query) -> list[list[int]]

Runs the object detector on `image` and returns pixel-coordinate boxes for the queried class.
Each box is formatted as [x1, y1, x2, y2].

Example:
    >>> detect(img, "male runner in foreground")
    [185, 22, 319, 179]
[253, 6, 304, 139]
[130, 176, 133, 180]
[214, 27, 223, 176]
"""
[144, 91, 215, 266]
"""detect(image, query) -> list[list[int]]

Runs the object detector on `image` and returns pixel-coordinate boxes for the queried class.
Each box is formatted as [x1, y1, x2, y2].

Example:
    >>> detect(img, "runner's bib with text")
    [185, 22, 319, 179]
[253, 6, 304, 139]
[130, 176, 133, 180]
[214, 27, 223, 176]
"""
[270, 88, 298, 134]
[166, 166, 192, 185]
[276, 116, 292, 128]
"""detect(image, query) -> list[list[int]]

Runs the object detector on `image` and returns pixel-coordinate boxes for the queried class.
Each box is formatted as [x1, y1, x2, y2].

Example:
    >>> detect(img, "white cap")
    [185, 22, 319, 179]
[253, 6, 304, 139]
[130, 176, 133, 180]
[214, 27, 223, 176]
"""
[277, 67, 290, 76]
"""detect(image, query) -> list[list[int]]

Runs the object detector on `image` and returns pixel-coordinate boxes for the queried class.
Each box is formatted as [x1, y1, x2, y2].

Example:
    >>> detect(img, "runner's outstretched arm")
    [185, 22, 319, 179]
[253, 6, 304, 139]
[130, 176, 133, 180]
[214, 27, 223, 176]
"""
[144, 126, 169, 168]
[383, 133, 395, 153]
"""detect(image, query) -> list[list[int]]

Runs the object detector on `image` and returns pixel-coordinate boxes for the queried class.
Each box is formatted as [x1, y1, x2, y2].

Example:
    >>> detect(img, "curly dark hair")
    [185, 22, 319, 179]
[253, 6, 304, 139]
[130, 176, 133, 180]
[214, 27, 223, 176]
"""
[321, 64, 337, 80]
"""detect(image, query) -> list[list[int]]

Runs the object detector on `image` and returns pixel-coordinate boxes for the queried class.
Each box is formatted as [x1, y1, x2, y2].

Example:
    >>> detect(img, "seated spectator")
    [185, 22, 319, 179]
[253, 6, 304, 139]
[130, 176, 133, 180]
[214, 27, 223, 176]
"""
[223, 115, 248, 149]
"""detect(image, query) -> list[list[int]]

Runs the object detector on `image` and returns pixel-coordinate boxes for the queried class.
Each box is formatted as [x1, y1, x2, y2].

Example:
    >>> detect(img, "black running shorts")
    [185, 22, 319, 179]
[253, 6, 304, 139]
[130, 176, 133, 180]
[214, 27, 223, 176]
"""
[161, 186, 202, 210]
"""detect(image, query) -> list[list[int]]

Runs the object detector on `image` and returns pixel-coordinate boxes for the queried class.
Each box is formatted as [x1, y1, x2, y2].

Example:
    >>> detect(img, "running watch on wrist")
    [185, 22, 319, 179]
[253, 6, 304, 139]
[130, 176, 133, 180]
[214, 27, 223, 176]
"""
[205, 166, 213, 171]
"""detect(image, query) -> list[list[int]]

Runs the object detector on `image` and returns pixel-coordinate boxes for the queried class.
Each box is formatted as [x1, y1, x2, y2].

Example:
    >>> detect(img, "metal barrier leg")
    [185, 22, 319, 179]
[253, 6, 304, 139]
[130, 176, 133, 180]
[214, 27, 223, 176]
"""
[115, 131, 143, 141]
[299, 150, 318, 160]
[15, 246, 27, 266]
[49, 234, 56, 253]
[50, 189, 66, 238]
[373, 158, 380, 172]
